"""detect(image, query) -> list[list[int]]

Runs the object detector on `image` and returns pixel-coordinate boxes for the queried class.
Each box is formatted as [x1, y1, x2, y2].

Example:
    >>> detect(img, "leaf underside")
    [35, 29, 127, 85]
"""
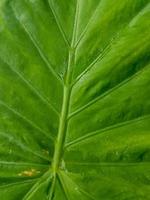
[0, 0, 150, 199]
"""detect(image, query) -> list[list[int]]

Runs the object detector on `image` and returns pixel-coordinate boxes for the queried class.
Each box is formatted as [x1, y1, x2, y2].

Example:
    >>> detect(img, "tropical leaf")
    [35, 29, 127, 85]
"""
[0, 0, 150, 199]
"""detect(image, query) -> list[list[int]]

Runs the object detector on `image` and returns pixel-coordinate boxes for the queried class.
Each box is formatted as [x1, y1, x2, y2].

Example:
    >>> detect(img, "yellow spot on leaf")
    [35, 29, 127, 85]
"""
[18, 168, 41, 177]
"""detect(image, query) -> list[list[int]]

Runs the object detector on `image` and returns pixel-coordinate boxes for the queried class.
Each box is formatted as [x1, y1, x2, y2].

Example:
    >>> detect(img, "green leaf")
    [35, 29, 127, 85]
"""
[0, 0, 150, 199]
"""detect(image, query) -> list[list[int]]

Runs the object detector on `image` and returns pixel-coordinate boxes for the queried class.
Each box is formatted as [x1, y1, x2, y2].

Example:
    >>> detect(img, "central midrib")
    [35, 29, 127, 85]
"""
[49, 47, 75, 199]
[51, 0, 79, 175]
[52, 48, 75, 173]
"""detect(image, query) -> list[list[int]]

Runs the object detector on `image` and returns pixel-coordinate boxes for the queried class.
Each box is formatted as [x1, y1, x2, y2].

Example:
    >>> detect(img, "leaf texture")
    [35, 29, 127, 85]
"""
[0, 0, 150, 199]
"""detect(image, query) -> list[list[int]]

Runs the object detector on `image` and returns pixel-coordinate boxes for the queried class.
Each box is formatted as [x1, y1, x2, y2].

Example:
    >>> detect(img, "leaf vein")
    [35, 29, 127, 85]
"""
[0, 100, 54, 141]
[66, 114, 150, 148]
[11, 4, 63, 84]
[69, 62, 150, 119]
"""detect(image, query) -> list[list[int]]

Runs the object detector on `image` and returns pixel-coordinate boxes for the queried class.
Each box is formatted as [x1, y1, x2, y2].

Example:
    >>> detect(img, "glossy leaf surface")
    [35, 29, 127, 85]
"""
[0, 0, 150, 199]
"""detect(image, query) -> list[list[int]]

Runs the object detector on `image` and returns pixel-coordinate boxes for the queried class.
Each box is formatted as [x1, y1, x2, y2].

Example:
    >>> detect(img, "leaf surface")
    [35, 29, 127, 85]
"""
[0, 0, 150, 199]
